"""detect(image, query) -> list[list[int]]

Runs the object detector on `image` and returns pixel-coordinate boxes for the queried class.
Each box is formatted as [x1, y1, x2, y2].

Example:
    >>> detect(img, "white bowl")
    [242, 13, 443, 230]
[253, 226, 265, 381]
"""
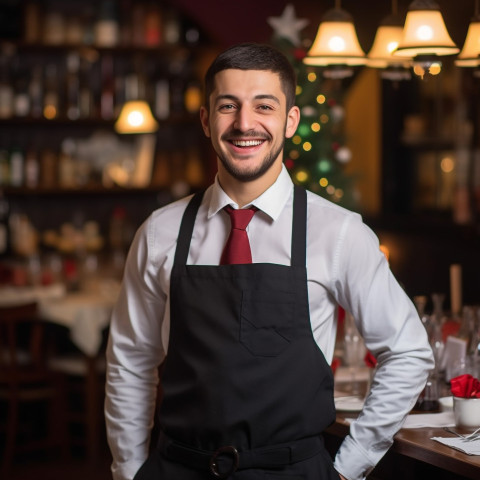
[453, 396, 480, 428]
[439, 396, 453, 412]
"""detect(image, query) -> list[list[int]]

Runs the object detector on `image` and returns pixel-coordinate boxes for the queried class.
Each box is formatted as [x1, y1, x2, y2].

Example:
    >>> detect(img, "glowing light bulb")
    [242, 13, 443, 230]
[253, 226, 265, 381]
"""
[128, 111, 144, 127]
[328, 36, 346, 52]
[417, 25, 433, 41]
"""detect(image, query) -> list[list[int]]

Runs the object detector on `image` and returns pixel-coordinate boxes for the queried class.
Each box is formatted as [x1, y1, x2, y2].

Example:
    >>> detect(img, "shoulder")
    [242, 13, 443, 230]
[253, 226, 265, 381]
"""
[305, 189, 362, 225]
[304, 189, 378, 247]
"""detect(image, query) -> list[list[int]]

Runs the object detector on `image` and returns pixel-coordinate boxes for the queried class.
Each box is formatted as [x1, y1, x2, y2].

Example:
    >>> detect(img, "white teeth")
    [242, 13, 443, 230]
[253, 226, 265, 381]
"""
[232, 140, 263, 147]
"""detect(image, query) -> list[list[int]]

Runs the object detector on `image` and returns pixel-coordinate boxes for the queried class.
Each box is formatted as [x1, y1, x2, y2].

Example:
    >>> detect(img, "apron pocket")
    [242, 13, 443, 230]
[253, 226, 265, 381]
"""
[240, 289, 294, 356]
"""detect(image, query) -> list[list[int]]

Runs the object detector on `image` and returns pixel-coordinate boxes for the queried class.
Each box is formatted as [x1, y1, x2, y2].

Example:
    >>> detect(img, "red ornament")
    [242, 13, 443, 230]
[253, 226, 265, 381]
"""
[284, 158, 294, 169]
[328, 98, 337, 107]
[332, 142, 340, 151]
[294, 48, 307, 60]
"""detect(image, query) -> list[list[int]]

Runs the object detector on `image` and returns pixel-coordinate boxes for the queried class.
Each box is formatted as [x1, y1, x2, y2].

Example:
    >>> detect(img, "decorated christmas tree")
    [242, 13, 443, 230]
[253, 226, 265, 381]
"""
[268, 5, 359, 211]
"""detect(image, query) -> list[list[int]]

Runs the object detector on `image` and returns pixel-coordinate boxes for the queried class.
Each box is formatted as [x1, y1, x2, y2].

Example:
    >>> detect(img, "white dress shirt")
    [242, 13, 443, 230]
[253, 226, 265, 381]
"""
[105, 165, 434, 480]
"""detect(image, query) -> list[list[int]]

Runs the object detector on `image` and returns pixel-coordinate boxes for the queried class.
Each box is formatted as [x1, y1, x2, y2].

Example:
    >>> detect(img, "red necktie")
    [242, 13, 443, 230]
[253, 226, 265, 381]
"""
[220, 206, 257, 265]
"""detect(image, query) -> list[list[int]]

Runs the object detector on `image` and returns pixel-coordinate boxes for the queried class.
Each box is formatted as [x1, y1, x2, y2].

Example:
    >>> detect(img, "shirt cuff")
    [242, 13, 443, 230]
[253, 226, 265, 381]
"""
[111, 459, 144, 480]
[333, 434, 377, 480]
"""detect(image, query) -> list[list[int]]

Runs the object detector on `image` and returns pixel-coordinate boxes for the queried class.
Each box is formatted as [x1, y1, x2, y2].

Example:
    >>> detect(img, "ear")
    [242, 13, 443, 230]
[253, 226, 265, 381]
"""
[285, 106, 300, 139]
[200, 106, 211, 137]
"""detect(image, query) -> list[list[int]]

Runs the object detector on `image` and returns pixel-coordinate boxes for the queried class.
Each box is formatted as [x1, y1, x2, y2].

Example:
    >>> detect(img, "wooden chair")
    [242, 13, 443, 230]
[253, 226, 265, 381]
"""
[0, 301, 68, 477]
[46, 323, 108, 462]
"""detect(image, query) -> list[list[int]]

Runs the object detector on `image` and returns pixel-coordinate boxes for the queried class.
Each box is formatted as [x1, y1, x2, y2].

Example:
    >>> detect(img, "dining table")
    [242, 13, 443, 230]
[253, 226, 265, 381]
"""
[331, 368, 480, 480]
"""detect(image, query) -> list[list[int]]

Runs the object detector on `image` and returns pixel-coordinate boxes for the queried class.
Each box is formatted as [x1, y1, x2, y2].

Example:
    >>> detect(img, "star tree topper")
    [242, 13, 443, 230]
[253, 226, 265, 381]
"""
[267, 4, 309, 47]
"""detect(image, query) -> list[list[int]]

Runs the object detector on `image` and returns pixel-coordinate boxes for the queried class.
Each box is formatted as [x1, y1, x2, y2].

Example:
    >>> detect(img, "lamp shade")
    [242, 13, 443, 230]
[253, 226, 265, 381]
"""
[394, 1, 458, 58]
[304, 8, 366, 66]
[455, 16, 480, 67]
[114, 100, 159, 134]
[368, 14, 412, 68]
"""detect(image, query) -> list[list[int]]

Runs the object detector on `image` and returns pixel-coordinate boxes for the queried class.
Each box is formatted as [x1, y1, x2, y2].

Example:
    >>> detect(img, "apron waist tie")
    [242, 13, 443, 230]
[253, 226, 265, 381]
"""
[157, 431, 324, 478]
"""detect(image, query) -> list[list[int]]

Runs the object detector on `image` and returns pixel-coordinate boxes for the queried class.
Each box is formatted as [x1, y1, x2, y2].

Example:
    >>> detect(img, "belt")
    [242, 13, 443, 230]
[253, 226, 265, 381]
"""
[157, 431, 324, 479]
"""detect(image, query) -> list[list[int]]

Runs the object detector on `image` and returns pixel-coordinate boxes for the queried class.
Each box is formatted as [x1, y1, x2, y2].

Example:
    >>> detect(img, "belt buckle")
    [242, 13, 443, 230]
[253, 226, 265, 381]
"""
[209, 445, 239, 478]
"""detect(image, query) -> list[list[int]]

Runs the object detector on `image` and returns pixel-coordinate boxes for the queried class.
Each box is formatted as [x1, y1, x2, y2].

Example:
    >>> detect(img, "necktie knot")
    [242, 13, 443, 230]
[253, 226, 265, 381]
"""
[224, 205, 257, 231]
[221, 205, 257, 265]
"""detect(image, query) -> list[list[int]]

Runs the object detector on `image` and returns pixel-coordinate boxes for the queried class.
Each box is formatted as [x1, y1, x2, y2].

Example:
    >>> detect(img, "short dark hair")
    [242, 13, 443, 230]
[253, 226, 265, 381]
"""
[204, 43, 297, 111]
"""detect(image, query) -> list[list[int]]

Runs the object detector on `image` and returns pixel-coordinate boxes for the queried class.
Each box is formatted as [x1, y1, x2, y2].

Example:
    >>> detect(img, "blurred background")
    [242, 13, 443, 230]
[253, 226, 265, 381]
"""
[1, 1, 480, 478]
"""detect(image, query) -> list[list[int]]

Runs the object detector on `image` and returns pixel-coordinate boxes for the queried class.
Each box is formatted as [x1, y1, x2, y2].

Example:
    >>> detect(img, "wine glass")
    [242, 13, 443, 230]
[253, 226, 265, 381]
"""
[343, 311, 366, 396]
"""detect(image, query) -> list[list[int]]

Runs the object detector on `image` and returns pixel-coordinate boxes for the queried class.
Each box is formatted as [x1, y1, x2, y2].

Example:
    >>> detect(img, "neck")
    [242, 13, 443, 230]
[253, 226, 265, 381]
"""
[217, 161, 282, 207]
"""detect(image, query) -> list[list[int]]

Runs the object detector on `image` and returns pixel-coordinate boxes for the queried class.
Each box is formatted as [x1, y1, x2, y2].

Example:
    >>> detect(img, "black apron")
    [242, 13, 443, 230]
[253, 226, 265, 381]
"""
[134, 186, 338, 480]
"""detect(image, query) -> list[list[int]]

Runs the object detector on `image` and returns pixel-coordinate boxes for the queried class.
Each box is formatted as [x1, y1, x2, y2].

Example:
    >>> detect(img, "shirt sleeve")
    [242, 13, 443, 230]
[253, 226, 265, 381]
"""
[332, 215, 435, 480]
[105, 216, 168, 480]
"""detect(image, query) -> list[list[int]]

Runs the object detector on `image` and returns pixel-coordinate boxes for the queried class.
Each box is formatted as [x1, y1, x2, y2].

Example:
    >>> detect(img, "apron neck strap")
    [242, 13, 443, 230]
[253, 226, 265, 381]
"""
[174, 190, 205, 266]
[291, 185, 307, 268]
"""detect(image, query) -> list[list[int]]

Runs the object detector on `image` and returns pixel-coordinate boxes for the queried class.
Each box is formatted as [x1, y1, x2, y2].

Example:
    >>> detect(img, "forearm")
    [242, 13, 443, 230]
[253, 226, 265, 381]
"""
[105, 337, 161, 480]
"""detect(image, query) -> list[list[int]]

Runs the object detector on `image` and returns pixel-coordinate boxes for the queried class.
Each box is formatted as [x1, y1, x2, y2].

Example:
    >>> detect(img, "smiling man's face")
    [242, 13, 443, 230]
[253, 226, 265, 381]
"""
[200, 69, 299, 186]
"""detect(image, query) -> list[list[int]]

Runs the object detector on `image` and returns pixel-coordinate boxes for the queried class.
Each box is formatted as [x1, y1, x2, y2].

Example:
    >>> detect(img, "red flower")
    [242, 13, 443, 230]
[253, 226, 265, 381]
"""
[331, 357, 341, 374]
[450, 374, 480, 398]
[364, 350, 377, 368]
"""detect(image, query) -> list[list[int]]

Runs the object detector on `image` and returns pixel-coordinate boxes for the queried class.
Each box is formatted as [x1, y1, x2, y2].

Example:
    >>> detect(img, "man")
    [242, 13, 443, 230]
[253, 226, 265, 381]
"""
[105, 43, 434, 480]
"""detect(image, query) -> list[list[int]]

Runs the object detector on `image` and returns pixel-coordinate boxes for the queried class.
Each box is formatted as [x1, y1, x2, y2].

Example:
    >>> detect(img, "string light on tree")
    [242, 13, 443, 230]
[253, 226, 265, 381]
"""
[269, 4, 359, 210]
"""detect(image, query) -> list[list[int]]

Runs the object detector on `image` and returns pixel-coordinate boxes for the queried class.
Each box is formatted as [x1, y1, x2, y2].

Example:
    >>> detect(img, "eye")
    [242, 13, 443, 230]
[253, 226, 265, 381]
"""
[218, 104, 236, 112]
[257, 104, 274, 111]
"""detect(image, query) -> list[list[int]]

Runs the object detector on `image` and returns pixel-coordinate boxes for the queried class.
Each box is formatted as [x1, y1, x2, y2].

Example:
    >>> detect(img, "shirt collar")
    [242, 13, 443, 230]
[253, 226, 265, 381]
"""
[208, 165, 293, 221]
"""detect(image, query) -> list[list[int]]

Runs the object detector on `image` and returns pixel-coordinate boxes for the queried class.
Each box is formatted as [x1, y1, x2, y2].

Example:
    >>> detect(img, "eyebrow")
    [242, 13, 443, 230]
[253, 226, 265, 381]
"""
[214, 94, 281, 105]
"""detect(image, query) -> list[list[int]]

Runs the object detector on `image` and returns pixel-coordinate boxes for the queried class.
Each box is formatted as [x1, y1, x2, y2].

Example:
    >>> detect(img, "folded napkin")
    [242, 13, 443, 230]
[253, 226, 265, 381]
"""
[451, 374, 480, 398]
[402, 411, 455, 429]
[431, 437, 480, 455]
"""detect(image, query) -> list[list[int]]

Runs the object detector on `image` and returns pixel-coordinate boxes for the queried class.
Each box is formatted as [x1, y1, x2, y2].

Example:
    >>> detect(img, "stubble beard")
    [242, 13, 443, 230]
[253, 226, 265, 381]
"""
[216, 128, 287, 183]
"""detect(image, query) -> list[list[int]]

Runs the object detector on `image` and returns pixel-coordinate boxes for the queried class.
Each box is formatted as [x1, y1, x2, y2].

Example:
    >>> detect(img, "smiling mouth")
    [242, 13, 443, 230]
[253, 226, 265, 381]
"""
[231, 139, 264, 147]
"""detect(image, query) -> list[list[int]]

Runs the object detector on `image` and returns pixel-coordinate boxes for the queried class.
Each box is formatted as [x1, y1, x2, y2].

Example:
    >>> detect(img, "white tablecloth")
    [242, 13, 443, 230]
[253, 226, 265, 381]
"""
[0, 280, 120, 356]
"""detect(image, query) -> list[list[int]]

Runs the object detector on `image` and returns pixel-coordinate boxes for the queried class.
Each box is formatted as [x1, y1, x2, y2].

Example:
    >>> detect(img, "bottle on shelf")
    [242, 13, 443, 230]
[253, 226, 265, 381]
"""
[184, 79, 202, 114]
[100, 55, 115, 120]
[24, 148, 40, 189]
[58, 139, 77, 189]
[40, 148, 58, 189]
[0, 149, 10, 186]
[154, 77, 170, 120]
[12, 59, 31, 118]
[79, 57, 95, 119]
[94, 0, 120, 48]
[131, 3, 146, 47]
[29, 65, 44, 119]
[0, 57, 13, 120]
[65, 53, 81, 121]
[144, 1, 163, 46]
[23, 1, 42, 45]
[0, 190, 10, 257]
[9, 147, 24, 188]
[42, 11, 66, 46]
[163, 8, 181, 45]
[43, 63, 60, 120]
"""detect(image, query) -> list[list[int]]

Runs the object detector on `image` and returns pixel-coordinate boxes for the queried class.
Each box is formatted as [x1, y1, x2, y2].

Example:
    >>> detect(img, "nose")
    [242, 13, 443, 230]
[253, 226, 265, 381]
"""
[233, 105, 256, 132]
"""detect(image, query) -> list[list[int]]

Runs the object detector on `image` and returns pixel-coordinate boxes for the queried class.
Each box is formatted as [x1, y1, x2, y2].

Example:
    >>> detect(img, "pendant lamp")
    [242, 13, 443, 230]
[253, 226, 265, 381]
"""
[367, 0, 412, 80]
[455, 0, 480, 68]
[304, 1, 365, 79]
[114, 100, 159, 134]
[393, 0, 458, 78]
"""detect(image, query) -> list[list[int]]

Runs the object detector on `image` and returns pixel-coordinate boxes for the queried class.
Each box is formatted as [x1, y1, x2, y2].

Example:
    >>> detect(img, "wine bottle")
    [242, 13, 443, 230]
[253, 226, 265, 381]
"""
[0, 190, 10, 257]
